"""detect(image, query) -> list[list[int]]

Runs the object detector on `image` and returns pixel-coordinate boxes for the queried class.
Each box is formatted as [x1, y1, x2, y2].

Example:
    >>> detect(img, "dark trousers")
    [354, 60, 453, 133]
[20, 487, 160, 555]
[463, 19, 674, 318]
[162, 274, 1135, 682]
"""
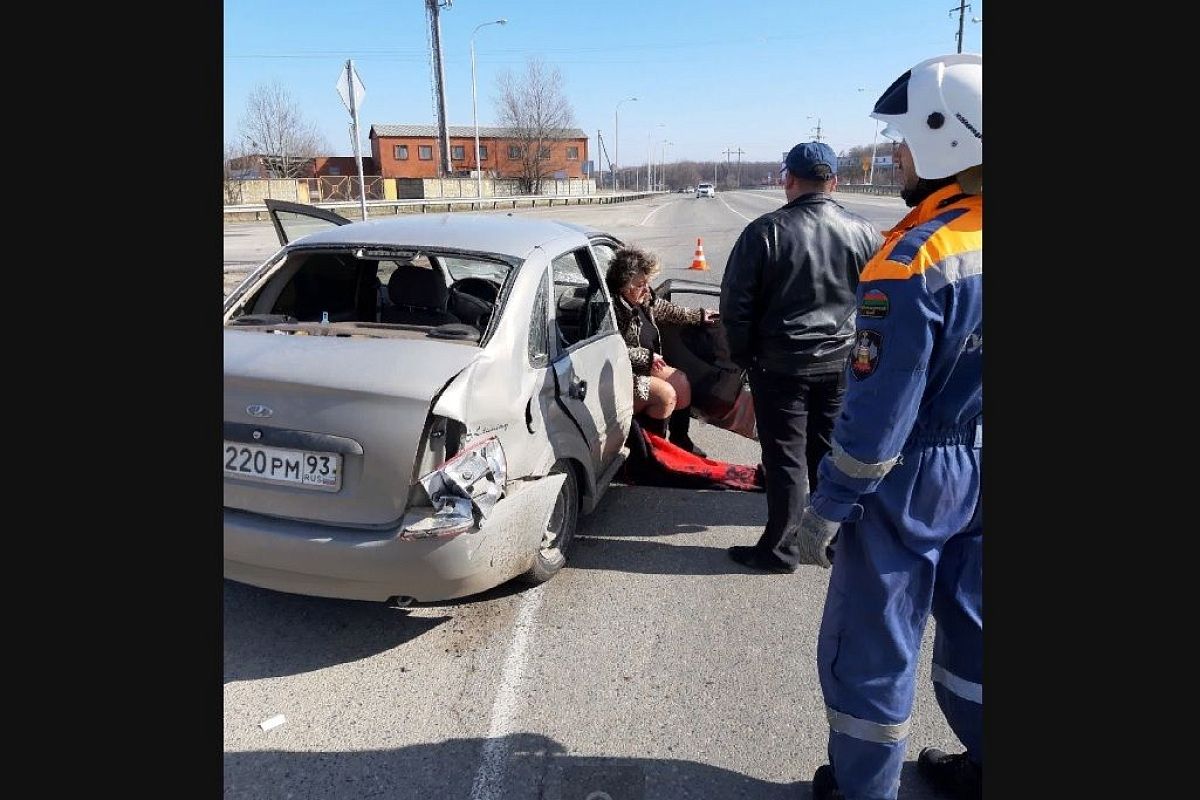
[749, 366, 846, 566]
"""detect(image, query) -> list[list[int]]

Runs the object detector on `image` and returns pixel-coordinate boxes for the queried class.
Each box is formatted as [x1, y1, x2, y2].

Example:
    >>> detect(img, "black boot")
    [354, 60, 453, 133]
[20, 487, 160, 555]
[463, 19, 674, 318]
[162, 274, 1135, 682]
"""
[917, 747, 982, 800]
[811, 765, 845, 800]
[669, 409, 706, 457]
[639, 414, 668, 437]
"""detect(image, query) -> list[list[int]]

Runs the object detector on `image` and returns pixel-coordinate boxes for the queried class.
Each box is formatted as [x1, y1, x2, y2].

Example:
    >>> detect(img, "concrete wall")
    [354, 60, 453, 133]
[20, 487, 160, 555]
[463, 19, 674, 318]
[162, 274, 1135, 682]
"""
[395, 177, 595, 199]
[223, 179, 303, 205]
[225, 176, 596, 206]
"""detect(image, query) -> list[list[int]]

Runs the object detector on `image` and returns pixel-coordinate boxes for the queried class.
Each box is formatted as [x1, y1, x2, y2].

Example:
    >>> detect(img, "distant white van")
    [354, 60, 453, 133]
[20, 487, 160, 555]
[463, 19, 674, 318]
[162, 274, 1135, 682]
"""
[696, 183, 715, 198]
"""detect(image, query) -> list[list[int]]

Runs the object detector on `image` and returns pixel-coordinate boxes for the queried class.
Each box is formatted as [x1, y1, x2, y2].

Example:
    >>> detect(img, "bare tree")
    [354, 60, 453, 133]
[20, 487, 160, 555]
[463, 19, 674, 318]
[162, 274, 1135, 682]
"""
[237, 81, 329, 179]
[222, 140, 256, 204]
[494, 58, 577, 193]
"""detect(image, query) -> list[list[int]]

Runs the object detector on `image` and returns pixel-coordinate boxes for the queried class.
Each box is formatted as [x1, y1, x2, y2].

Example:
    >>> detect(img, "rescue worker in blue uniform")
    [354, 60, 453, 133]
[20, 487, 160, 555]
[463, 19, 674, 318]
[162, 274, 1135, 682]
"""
[797, 53, 983, 800]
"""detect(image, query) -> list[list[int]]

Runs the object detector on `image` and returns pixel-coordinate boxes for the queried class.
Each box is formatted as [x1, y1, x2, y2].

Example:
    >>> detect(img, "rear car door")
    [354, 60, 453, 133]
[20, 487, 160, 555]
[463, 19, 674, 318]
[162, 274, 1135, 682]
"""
[264, 199, 352, 246]
[549, 245, 632, 472]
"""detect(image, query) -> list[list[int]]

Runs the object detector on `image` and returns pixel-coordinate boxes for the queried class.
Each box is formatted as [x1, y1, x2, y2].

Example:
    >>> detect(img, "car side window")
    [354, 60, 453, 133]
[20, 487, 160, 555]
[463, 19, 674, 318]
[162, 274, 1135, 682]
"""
[585, 243, 617, 336]
[591, 242, 618, 275]
[528, 270, 550, 368]
[552, 248, 613, 350]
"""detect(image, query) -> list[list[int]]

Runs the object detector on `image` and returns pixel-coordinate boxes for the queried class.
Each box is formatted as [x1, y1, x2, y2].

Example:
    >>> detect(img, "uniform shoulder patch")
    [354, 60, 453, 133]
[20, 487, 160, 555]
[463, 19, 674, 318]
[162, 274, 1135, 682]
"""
[851, 330, 882, 380]
[859, 288, 890, 319]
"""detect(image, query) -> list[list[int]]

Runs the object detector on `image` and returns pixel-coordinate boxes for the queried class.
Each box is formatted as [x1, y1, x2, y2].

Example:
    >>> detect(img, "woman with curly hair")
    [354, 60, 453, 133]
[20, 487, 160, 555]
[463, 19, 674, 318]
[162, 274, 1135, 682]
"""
[605, 245, 718, 456]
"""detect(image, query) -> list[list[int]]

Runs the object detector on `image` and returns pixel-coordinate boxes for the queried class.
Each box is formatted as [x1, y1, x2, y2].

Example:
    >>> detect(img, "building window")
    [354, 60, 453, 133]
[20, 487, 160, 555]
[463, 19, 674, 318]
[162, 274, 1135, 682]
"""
[394, 145, 409, 160]
[508, 145, 522, 159]
[539, 145, 551, 159]
[327, 166, 341, 175]
[418, 145, 433, 160]
[566, 146, 579, 160]
[479, 145, 488, 161]
[452, 145, 465, 161]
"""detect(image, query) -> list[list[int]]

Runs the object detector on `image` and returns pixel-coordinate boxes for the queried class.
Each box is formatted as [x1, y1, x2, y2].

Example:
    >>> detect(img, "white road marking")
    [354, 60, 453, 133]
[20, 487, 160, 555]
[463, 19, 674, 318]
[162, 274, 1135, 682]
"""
[468, 585, 546, 800]
[718, 195, 754, 222]
[639, 198, 677, 226]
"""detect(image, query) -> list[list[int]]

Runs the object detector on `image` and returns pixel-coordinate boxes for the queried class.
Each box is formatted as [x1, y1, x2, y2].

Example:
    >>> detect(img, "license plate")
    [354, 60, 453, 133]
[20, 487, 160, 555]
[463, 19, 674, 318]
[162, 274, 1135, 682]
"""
[222, 440, 342, 491]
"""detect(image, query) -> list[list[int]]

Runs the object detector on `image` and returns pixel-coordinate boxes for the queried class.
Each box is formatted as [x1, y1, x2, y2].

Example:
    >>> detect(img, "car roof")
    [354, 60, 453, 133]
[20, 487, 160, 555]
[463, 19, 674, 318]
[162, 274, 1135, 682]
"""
[292, 213, 602, 258]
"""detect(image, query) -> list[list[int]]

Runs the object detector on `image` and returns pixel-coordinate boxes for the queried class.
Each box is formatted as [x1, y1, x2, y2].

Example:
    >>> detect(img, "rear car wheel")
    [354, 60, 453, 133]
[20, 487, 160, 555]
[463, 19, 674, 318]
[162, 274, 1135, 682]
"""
[518, 462, 580, 585]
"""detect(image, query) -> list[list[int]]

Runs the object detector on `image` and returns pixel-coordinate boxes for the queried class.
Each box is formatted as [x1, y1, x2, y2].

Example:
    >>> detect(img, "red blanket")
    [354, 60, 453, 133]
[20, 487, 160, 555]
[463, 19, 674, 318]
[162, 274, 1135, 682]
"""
[619, 421, 764, 492]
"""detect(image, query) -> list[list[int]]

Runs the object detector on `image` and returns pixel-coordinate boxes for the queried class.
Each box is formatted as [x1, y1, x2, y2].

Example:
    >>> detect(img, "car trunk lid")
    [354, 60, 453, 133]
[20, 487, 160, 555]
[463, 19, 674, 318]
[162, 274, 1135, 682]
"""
[223, 329, 481, 526]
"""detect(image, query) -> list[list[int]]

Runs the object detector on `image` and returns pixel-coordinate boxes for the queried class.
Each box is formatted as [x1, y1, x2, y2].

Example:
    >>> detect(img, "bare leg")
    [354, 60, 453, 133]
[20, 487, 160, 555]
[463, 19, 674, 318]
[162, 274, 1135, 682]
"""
[633, 376, 677, 420]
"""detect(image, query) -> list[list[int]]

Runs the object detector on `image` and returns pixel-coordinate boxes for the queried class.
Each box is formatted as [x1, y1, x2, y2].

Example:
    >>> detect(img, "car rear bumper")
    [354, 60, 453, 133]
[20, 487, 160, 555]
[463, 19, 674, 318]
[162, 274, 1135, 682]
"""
[223, 473, 566, 603]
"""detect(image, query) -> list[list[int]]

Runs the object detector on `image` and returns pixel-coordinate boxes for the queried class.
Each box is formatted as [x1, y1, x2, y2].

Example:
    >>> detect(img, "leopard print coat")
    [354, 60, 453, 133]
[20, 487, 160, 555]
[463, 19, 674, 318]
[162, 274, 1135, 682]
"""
[612, 289, 704, 401]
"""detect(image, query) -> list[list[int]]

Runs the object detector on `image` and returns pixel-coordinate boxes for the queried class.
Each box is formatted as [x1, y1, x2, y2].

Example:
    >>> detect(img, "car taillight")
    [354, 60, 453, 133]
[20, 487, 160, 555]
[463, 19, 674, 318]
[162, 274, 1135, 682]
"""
[401, 436, 507, 541]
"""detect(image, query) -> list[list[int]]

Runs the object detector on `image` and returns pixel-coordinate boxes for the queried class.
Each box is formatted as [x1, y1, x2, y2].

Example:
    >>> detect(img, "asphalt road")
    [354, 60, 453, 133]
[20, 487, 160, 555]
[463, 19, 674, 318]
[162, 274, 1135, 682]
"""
[223, 190, 966, 800]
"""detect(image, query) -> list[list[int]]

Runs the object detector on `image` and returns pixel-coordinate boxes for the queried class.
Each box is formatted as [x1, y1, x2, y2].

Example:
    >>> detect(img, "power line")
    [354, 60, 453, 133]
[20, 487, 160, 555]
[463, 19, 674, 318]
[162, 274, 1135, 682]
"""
[222, 33, 820, 61]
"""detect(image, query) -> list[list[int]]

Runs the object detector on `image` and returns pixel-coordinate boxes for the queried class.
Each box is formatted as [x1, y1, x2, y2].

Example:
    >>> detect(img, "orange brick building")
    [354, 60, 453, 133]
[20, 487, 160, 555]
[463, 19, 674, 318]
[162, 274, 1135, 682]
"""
[311, 156, 378, 177]
[369, 124, 589, 180]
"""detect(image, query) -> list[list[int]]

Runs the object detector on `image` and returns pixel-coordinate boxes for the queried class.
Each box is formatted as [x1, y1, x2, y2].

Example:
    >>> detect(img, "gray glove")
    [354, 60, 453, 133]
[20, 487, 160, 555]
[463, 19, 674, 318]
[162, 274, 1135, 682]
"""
[796, 506, 842, 568]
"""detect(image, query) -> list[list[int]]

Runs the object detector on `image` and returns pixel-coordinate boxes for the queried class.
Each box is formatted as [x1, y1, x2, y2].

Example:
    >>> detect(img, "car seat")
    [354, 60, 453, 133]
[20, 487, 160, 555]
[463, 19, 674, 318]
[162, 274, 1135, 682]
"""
[381, 261, 460, 326]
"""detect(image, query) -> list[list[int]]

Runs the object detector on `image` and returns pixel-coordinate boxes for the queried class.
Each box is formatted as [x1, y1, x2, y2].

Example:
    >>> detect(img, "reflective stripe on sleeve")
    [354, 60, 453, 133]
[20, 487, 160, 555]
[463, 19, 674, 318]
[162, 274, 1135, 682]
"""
[831, 439, 901, 480]
[932, 664, 983, 704]
[926, 250, 982, 293]
[826, 706, 912, 744]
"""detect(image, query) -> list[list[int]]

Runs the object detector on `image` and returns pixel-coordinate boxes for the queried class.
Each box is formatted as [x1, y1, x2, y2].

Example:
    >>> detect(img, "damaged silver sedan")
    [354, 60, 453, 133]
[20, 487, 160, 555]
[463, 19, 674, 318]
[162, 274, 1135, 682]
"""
[223, 201, 635, 603]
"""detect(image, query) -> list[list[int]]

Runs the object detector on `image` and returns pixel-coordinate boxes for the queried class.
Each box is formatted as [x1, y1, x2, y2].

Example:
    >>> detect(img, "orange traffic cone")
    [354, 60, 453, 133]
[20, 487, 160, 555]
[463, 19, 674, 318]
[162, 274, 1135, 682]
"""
[689, 237, 709, 270]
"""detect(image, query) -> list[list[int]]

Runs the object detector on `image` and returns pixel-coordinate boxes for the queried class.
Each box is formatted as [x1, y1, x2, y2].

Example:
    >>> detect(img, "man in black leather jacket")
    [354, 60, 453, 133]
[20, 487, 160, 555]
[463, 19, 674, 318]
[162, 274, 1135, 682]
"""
[720, 141, 882, 573]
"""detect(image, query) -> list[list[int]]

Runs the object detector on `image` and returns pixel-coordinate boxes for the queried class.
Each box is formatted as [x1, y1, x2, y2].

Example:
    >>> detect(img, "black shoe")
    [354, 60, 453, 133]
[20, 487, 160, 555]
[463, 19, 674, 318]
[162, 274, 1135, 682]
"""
[727, 545, 797, 574]
[672, 436, 707, 458]
[668, 409, 707, 457]
[917, 747, 982, 800]
[811, 765, 845, 800]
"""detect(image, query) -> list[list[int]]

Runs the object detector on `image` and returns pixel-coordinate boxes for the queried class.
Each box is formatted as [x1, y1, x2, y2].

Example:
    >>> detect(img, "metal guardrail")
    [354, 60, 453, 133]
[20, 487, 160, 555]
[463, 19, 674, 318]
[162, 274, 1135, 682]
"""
[836, 184, 902, 196]
[224, 191, 660, 220]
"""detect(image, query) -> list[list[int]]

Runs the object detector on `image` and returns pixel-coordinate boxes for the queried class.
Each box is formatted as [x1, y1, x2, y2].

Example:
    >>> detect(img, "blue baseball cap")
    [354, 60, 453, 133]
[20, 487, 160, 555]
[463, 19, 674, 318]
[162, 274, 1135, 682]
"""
[782, 141, 837, 180]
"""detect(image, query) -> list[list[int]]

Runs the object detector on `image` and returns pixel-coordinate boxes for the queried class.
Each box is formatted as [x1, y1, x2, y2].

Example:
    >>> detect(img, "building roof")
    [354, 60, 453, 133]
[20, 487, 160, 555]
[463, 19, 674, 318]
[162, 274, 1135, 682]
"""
[370, 124, 588, 139]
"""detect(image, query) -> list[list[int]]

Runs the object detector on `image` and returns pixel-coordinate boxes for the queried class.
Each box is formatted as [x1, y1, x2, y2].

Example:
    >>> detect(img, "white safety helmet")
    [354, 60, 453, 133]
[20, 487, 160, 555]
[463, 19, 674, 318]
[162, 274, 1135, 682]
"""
[870, 53, 982, 180]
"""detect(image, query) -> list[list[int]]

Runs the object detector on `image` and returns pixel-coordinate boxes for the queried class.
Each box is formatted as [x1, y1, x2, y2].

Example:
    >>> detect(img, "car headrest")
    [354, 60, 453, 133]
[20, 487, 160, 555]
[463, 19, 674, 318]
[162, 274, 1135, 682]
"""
[388, 261, 449, 310]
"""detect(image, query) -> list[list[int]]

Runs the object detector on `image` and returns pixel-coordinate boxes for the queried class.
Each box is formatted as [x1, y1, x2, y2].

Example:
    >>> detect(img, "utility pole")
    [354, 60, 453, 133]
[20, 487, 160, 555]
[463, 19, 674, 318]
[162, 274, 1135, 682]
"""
[950, 1, 971, 53]
[734, 147, 745, 188]
[597, 130, 614, 191]
[723, 147, 734, 188]
[426, 0, 453, 176]
[337, 59, 368, 220]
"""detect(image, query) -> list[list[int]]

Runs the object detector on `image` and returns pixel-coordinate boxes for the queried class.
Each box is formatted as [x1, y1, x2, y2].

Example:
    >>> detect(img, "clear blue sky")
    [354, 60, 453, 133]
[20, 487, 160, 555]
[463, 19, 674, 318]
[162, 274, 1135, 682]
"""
[223, 0, 983, 165]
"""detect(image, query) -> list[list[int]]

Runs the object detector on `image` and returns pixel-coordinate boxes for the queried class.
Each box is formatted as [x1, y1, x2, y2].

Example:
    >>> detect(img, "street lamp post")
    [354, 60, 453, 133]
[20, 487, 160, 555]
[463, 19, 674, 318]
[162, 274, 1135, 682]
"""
[614, 96, 637, 191]
[471, 18, 507, 203]
[858, 88, 880, 185]
[646, 123, 665, 191]
[660, 140, 673, 190]
[868, 118, 880, 185]
[646, 129, 653, 192]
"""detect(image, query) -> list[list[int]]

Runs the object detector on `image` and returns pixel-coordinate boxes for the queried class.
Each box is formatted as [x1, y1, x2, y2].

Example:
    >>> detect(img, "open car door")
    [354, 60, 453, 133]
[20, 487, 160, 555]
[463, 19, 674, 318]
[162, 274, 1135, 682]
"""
[263, 199, 353, 247]
[654, 278, 757, 440]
